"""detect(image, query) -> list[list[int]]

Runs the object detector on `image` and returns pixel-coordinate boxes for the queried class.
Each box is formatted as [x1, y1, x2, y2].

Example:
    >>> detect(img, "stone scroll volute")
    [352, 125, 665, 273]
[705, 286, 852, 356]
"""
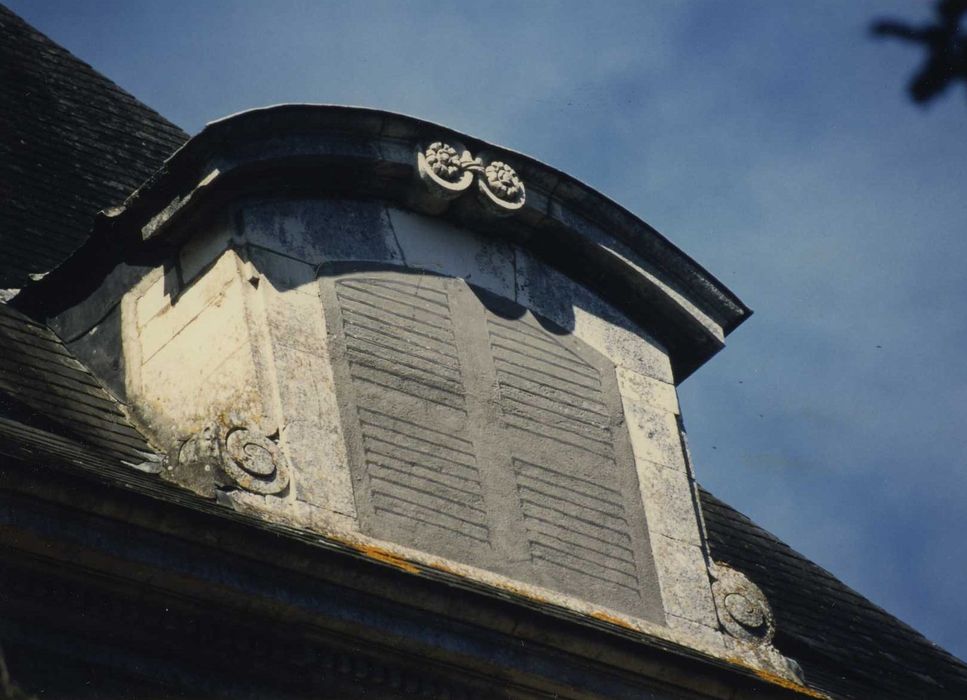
[710, 561, 776, 645]
[173, 422, 289, 496]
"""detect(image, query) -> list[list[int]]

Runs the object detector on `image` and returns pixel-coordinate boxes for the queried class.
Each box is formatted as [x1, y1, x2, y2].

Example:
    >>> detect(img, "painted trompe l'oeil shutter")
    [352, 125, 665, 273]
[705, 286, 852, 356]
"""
[321, 268, 663, 622]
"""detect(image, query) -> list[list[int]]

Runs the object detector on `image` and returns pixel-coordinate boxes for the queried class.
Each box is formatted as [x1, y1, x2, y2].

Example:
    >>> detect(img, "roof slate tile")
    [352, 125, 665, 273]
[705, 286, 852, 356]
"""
[700, 486, 967, 699]
[0, 4, 188, 288]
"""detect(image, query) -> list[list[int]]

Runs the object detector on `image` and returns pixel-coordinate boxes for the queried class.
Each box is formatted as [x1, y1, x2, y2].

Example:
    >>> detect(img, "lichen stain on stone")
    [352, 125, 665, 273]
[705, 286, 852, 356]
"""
[589, 609, 637, 630]
[325, 531, 556, 606]
[724, 656, 829, 698]
[342, 540, 421, 575]
[239, 520, 826, 698]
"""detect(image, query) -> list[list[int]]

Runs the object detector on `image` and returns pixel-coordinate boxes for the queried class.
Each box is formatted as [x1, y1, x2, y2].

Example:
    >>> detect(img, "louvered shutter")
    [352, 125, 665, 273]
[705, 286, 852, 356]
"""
[321, 268, 662, 621]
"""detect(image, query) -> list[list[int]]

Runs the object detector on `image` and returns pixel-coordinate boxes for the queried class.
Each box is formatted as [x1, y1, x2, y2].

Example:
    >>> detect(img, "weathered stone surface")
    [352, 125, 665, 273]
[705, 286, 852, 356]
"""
[637, 460, 703, 547]
[137, 253, 238, 359]
[93, 195, 741, 662]
[259, 267, 357, 518]
[175, 421, 289, 495]
[666, 614, 726, 651]
[614, 359, 711, 625]
[651, 534, 719, 628]
[247, 245, 318, 294]
[387, 207, 516, 300]
[133, 265, 179, 332]
[103, 199, 735, 646]
[179, 215, 234, 285]
[621, 399, 687, 472]
[138, 266, 257, 422]
[616, 366, 679, 416]
[515, 249, 674, 384]
[710, 561, 776, 646]
[241, 197, 402, 266]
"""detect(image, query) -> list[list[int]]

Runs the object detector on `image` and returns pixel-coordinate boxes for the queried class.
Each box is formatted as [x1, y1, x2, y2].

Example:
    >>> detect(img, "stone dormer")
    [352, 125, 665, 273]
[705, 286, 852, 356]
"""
[17, 106, 806, 689]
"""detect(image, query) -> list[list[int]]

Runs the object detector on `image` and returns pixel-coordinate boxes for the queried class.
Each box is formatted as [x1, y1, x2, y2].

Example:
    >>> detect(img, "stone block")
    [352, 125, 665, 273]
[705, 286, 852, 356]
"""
[374, 138, 414, 169]
[138, 252, 238, 361]
[134, 265, 178, 331]
[260, 279, 358, 519]
[284, 419, 357, 518]
[139, 285, 256, 425]
[387, 207, 516, 300]
[666, 614, 725, 650]
[179, 217, 233, 285]
[241, 198, 402, 266]
[264, 285, 327, 356]
[573, 301, 673, 384]
[621, 399, 686, 472]
[651, 534, 719, 628]
[616, 366, 679, 415]
[636, 459, 702, 546]
[249, 246, 319, 296]
[515, 249, 673, 384]
[514, 250, 576, 331]
[273, 343, 357, 519]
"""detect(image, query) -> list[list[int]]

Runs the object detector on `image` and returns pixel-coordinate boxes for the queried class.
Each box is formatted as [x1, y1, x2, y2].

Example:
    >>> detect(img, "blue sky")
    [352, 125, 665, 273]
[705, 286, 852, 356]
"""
[9, 0, 967, 659]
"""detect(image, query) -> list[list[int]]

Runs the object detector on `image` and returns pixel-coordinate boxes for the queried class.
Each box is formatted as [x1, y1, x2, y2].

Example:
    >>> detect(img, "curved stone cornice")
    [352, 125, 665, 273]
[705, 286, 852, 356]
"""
[14, 105, 750, 382]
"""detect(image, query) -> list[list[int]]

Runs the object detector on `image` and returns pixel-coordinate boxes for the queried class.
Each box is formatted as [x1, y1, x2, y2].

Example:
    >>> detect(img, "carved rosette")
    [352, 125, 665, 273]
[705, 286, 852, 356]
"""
[178, 423, 289, 495]
[423, 142, 467, 182]
[710, 561, 775, 645]
[417, 140, 525, 215]
[477, 158, 525, 213]
[417, 141, 476, 199]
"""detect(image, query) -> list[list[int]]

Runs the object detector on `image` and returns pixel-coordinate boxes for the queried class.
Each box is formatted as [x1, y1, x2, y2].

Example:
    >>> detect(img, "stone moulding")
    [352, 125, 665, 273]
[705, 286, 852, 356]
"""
[15, 105, 751, 383]
[177, 422, 289, 495]
[417, 140, 526, 215]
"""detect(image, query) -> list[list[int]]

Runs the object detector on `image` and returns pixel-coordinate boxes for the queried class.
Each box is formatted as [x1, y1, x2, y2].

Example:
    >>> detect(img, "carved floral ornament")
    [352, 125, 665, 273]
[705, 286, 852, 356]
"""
[710, 561, 776, 645]
[417, 140, 526, 215]
[177, 422, 289, 495]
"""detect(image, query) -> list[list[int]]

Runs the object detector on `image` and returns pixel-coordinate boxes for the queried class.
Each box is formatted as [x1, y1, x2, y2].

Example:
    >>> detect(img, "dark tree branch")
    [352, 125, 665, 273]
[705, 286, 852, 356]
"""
[872, 0, 967, 104]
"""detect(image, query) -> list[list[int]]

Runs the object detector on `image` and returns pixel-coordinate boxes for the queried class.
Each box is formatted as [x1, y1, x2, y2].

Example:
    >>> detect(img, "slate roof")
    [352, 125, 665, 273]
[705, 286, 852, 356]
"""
[701, 487, 967, 699]
[1, 5, 966, 699]
[0, 302, 155, 467]
[0, 3, 188, 289]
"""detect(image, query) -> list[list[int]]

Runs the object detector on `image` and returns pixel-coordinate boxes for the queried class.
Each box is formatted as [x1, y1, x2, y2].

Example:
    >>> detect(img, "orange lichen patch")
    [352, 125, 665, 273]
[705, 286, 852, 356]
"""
[343, 540, 421, 575]
[410, 556, 547, 603]
[751, 669, 827, 699]
[491, 579, 547, 601]
[420, 559, 462, 577]
[724, 656, 829, 699]
[590, 609, 639, 630]
[320, 532, 828, 698]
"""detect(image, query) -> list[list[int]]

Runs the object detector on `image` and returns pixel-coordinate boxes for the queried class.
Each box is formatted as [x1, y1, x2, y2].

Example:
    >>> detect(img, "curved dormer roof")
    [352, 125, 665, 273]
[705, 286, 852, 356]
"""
[17, 104, 750, 383]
